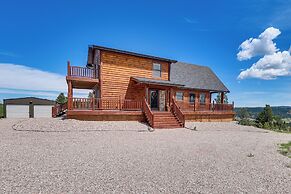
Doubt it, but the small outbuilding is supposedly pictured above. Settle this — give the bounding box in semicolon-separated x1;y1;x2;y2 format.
3;97;55;118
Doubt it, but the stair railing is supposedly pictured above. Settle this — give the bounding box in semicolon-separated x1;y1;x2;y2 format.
143;98;154;128
171;97;185;127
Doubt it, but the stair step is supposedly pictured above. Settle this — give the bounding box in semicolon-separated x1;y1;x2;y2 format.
145;111;184;129
155;125;182;129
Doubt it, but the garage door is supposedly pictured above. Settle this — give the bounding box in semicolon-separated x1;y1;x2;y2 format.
34;105;53;118
6;105;29;118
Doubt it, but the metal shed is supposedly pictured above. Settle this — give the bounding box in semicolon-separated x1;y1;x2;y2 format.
3;97;55;118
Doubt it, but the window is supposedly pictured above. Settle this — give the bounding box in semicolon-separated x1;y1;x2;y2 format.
189;93;195;103
199;93;206;104
176;92;183;101
153;63;161;77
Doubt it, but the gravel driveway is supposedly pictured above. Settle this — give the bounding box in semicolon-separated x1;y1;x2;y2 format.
0;118;290;193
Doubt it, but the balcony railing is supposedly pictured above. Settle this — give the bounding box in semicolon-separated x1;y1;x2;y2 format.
175;101;234;112
67;62;99;79
68;97;143;111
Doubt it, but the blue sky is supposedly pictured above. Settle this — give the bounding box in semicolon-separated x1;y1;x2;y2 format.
0;0;290;107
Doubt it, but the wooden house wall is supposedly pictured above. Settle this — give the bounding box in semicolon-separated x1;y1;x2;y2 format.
100;50;170;99
173;89;211;110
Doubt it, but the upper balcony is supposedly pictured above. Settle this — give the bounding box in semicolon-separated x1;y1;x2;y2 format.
66;62;100;89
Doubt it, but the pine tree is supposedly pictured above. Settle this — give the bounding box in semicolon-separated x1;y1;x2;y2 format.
56;93;67;105
238;108;250;120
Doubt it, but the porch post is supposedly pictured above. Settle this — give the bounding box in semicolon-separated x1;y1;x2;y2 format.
67;61;71;76
221;92;224;104
145;85;148;101
67;81;73;110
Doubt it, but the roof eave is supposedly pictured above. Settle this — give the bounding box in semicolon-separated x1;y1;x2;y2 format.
89;45;177;63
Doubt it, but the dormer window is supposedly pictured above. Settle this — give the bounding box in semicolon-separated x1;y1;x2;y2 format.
153;63;161;78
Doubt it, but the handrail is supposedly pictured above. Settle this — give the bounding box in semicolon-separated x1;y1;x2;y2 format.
52;103;67;117
143;98;154;127
67;62;99;79
175;101;234;112
69;97;142;111
212;103;234;112
171;98;185;127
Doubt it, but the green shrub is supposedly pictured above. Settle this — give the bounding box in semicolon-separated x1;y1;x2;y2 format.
237;104;291;133
238;119;255;126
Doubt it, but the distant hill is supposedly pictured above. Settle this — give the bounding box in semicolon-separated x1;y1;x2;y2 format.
235;106;291;119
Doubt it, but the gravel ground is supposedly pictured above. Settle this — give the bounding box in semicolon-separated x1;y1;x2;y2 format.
0;118;290;193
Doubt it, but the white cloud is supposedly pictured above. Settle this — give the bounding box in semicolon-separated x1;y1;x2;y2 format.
0;88;60;97
237;27;291;80
238;50;291;80
0;64;90;100
183;17;197;24
0;63;66;92
237;27;281;61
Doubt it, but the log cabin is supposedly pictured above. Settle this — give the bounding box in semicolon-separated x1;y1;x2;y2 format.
66;45;235;128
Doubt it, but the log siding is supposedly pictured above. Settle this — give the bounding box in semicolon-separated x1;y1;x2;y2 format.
100;50;170;99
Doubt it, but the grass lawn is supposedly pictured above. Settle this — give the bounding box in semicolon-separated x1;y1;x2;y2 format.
278;142;291;158
0;104;3;118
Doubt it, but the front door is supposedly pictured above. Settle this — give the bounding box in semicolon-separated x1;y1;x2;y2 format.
150;90;159;110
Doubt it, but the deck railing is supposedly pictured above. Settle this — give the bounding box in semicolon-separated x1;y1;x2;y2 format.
213;103;234;112
69;97;143;111
52;103;67;117
175;101;234;112
171;98;185;127
143;98;154;127
67;62;99;79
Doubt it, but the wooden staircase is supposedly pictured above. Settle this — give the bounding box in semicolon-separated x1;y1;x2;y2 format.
143;98;185;129
152;111;183;128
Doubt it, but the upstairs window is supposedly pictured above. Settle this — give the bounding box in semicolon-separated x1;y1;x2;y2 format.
153;63;161;78
199;93;206;104
189;93;195;103
176;92;184;101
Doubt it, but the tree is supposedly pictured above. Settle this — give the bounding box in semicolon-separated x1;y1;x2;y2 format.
215;93;228;104
237;108;250;120
256;105;273;125
88;92;94;98
56;93;67;105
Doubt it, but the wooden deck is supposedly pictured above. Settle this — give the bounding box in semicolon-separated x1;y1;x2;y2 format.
66;97;234;124
67;110;145;121
183;111;235;122
67;109;234;122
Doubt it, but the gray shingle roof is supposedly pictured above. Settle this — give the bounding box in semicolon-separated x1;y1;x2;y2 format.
170;62;229;92
131;77;184;87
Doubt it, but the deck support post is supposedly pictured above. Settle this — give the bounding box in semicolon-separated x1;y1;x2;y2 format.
119;96;122;110
212;100;215;111
92;97;95;110
67;61;71;76
221;92;224;104
67;80;73;110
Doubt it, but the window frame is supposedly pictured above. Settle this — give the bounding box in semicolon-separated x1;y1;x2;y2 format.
176;91;184;101
199;93;206;105
189;93;195;104
152;63;162;78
